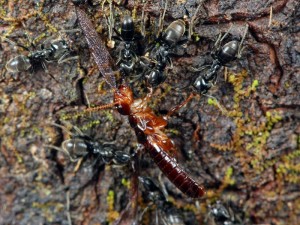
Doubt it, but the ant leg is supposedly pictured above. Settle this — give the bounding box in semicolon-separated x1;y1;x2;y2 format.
237;24;249;58
41;61;61;83
166;93;195;118
57;52;79;64
214;24;233;49
59;28;81;34
44;144;80;162
138;203;154;223
188;0;206;41
72;126;85;137
141;0;148;37
20;21;37;49
166;56;173;69
190;64;210;72
157;0;169;36
41;61;49;73
65;189;72;225
116;49;123;65
48;122;75;136
268;6;273;28
1;36;30;51
158;172;168;200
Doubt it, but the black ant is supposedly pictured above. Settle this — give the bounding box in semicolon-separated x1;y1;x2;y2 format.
206;201;244;225
4;36;77;74
144;19;187;87
166;25;249;117
113;15;144;77
139;176;185;225
192;25;249;94
62;136;131;165
45;123;131;166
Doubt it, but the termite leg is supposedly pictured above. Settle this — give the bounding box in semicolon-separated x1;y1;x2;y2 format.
166;93;195;118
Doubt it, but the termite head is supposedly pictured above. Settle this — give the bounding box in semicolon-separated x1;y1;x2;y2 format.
114;85;134;115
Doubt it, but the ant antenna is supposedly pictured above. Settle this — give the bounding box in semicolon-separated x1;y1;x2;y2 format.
157;0;169;36
237;24;249;58
44;144;80;162
214;24;233;49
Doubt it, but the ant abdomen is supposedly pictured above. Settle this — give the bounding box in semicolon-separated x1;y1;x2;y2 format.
6;55;31;73
216;40;239;65
62;138;90;159
120;15;135;42
163;19;186;47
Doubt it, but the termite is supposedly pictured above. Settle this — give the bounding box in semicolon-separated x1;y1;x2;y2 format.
75;6;205;198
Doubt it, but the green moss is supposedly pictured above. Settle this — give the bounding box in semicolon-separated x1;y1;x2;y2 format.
209;70;297;186
121;178;130;189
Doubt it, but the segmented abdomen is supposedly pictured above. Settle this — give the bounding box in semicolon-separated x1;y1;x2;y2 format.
146;141;205;198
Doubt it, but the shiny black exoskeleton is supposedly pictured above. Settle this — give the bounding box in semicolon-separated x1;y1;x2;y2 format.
72;0;92;6
207;201;244;225
139;176;166;203
146;53;168;86
6;39;71;73
139;177;185;225
146;19;186;86
209;201;231;224
113;15;143;76
62;136;131;165
192;41;240;94
193;26;248;94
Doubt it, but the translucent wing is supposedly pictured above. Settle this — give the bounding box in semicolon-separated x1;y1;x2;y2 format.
76;7;116;89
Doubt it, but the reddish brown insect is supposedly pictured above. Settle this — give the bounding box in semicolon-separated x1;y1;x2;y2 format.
75;7;205;198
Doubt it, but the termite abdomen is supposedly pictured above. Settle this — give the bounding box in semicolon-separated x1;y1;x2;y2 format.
146;142;205;198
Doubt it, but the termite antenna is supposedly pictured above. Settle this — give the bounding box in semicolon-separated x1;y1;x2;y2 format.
85;101;119;112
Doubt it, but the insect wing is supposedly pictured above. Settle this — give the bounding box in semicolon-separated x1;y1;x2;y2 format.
76;7;116;89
